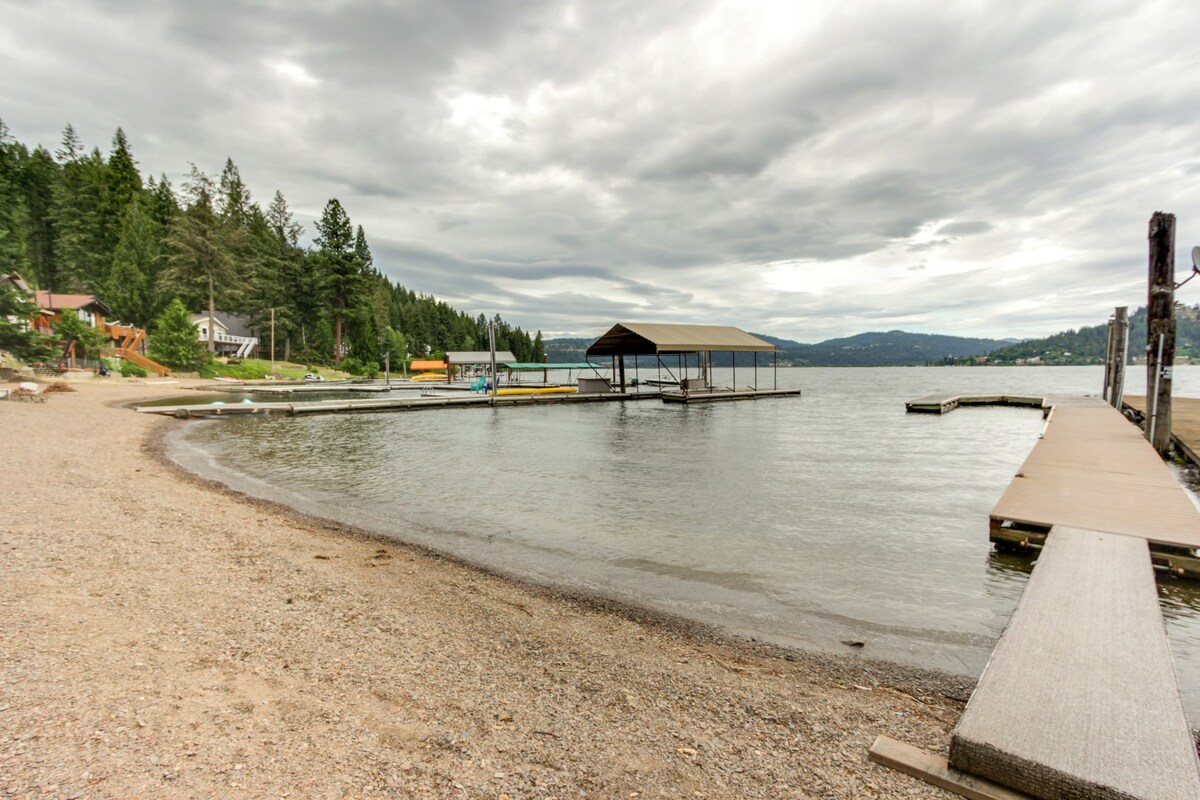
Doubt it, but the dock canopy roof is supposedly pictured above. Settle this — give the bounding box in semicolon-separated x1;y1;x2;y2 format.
446;350;516;365
409;359;446;371
586;322;775;356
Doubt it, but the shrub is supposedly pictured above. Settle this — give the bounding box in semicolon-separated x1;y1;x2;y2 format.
119;359;148;378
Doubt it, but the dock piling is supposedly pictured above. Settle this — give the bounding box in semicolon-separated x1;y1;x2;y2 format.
1147;212;1176;453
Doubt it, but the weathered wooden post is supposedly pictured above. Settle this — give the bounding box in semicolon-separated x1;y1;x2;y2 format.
488;321;498;406
1102;316;1115;402
1147;213;1176;454
1110;306;1128;409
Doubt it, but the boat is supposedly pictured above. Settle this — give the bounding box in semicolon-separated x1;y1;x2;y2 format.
303;373;325;382
411;372;447;382
213;376;244;384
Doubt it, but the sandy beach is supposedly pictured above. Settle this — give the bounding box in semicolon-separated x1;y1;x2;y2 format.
1;378;963;799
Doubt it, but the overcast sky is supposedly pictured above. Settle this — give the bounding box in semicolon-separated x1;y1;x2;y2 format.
4;0;1200;342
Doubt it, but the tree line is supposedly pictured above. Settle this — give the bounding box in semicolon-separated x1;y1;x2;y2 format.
0;120;545;372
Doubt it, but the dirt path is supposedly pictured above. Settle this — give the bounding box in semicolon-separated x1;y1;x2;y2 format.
1;379;959;799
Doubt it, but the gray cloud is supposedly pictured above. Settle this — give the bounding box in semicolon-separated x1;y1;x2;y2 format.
2;0;1199;342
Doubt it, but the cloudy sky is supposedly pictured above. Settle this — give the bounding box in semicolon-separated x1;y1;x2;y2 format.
3;0;1200;341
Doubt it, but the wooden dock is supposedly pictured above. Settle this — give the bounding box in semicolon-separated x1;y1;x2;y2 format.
660;387;801;404
949;525;1199;800
905;394;1047;414
136;389;665;418
878;393;1200;799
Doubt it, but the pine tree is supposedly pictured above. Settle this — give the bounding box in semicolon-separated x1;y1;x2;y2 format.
148;297;206;369
51;126;107;292
217;158;253;227
100;128;143;275
20;146;58;288
161;166;235;352
313;198;360;366
106;198;162;328
244;191;304;361
0;119;30;274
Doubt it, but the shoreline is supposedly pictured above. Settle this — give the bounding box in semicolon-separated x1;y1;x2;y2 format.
151;411;976;706
3;379;963;798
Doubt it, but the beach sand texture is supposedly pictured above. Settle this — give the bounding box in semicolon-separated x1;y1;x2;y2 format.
1;379;960;798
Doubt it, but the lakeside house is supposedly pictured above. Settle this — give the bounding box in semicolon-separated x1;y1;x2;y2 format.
191;312;259;358
1;273;168;375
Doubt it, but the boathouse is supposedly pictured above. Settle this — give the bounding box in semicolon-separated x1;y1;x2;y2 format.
585;322;797;402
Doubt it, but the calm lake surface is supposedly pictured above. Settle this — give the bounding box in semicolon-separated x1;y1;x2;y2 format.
166;366;1200;722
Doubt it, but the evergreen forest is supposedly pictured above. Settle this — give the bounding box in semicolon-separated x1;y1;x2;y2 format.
0;120;545;373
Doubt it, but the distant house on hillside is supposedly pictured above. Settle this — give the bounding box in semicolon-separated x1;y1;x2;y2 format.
191;312;259;358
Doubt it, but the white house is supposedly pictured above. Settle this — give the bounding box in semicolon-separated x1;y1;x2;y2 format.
191;313;258;358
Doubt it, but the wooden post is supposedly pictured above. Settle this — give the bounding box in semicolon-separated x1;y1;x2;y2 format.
618;355;626;393
1110;306;1128;409
488;322;498;406
1102;317;1115;402
270;307;276;377
1147;212;1176;454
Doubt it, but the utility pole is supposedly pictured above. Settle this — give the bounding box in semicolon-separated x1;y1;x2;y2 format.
1147;212;1176;454
270;307;276;377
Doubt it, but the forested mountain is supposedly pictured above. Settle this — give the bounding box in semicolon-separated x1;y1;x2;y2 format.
0;120;544;371
546;330;1011;366
985;305;1200;365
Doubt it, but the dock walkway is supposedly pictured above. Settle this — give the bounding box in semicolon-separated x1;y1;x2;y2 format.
136;390;665;418
879;394;1200;799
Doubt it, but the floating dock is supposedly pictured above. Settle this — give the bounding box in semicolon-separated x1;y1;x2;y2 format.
661;387;801;404
136;389;664;418
875;393;1200;799
905;394;1047;414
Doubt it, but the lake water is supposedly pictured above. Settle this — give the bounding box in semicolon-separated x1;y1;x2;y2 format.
165;366;1200;723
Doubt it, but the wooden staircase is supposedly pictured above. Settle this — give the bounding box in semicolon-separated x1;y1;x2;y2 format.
106;323;171;377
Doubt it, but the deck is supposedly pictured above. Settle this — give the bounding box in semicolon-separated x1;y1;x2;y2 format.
877;393;1200;799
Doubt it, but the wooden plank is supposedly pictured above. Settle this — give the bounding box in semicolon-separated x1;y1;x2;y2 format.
869;736;1033;800
950;527;1200;800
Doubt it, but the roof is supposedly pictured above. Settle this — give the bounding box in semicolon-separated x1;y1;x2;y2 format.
190;313;229;332
586;322;775;356
34;290;112;316
409;359;446;371
446;350;517;364
505;362;601;370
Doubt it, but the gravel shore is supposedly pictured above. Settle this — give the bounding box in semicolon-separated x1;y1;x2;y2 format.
2;379;962;799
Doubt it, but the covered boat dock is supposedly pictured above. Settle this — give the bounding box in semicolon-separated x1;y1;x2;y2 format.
585;322;799;403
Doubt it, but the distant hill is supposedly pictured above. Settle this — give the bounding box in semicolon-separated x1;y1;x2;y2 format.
757;330;1009;366
545;330;1012;367
985;304;1200;365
